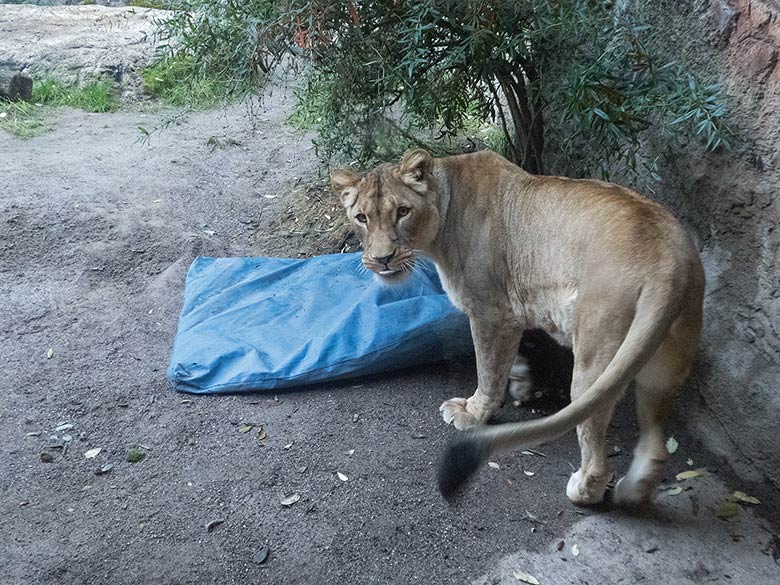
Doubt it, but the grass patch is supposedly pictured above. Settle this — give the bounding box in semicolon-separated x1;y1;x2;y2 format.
127;0;172;8
0;78;119;138
0;100;50;139
32;79;119;113
142;55;249;109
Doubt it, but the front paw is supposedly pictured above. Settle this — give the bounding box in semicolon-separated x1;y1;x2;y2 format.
439;397;486;431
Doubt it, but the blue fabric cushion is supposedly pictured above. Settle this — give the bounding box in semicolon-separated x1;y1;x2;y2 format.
168;253;473;393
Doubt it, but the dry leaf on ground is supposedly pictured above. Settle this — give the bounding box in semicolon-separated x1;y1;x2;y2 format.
513;568;540;584
666;436;679;454
675;468;705;481
83;448;101;459
206;519;225;532
280;493;300;507
337;472;348;482
732;491;760;505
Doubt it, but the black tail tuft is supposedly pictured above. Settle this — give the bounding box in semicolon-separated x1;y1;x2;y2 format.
437;433;486;501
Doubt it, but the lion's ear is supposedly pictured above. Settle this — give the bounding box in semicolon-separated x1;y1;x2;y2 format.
399;149;432;188
331;169;360;208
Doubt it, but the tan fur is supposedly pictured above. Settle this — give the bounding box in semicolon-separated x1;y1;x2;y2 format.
332;150;704;506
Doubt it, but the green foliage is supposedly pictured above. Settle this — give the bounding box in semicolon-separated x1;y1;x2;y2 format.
142;55;233;108
33;79;119;113
158;0;730;181
550;19;731;180
152;0;275;95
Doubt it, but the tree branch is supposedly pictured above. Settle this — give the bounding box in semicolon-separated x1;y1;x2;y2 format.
486;78;520;163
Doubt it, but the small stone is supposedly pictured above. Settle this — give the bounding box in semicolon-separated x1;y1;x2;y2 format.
40;452;55;463
253;545;269;564
95;463;114;475
46;435;65;449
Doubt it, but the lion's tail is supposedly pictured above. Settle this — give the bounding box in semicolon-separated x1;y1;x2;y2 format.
438;281;685;499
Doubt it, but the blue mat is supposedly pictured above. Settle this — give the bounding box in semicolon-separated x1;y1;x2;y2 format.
167;253;473;393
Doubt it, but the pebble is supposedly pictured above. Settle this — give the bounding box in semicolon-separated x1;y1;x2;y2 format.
253;545;269;564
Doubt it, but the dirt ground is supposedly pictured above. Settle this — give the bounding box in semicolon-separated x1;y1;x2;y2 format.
2;94;778;585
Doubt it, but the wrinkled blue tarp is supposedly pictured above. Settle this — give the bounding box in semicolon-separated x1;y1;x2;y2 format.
167;253;473;393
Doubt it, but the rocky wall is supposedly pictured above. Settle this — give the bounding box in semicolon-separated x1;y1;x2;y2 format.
632;0;780;489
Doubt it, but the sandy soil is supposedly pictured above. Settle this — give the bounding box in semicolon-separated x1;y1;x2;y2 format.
2;95;778;585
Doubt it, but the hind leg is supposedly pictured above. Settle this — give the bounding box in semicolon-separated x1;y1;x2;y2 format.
612;381;674;507
613;294;701;507
613;340;695;506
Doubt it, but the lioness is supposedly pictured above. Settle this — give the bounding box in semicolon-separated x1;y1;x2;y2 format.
331;149;704;507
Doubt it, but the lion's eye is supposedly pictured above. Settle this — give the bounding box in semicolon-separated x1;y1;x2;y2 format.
397;206;410;219
355;213;368;223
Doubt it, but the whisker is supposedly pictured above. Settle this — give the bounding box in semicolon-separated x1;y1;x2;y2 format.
356;260;371;276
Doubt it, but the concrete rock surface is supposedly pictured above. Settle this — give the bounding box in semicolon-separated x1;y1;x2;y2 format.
622;0;780;497
0;4;167;96
478;473;778;584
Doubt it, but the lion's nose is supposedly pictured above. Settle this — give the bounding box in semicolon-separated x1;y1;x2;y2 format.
372;252;395;265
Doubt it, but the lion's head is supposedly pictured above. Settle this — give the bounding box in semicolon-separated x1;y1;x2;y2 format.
331;150;441;282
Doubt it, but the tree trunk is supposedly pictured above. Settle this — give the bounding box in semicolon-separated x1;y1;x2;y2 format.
496;71;544;174
0;68;33;101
